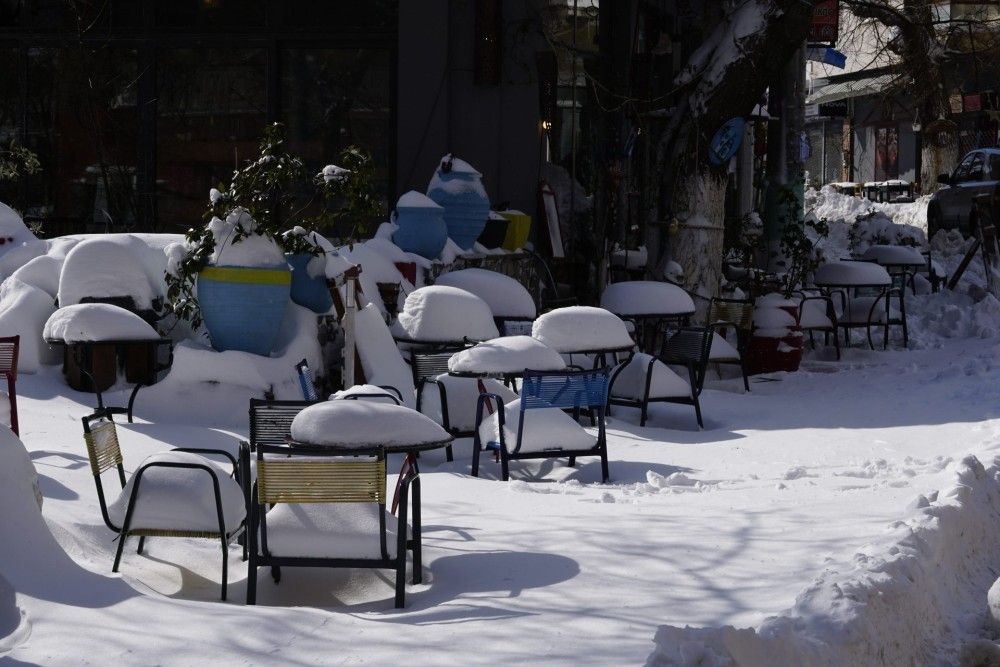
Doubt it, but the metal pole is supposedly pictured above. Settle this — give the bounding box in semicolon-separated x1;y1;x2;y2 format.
342;266;360;389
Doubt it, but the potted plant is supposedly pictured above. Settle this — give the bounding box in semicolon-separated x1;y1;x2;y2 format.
165;123;380;355
743;189;829;375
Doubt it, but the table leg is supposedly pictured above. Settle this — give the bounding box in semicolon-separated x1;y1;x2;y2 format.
408;452;422;585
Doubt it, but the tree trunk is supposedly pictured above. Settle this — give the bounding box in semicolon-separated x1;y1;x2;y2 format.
921;141;958;194
671;168;727;306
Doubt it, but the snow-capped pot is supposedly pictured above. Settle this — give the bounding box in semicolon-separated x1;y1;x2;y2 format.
426;154;490;250
745;293;803;375
391;190;448;259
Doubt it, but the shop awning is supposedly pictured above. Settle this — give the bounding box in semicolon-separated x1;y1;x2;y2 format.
806;73;899;105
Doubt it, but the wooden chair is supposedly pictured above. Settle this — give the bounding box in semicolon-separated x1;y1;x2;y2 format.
82;409;247;600
247;443;417;608
0;336;19;435
473;367;611;482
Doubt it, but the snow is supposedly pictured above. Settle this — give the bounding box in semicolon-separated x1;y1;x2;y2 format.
478;397;597;453
396;190;442;209
427;155;487;198
106;450;246;533
814;261;892;287
610;245;647;269
354;303;416;409
206;210;285;268
860;244;926;266
0;278;57;372
532;306;634;353
319;164;351;183
600;281;695;316
11;189;1000;664
434;268;536;319
43;303;159;343
10;255;62;298
331;384;402;404
447;336;566;375
58;237;157;310
289;400;450;447
393;285;499;343
420;375;519;431
337;239;414;314
263;503;400;559
609;353;691;400
0;202;35;250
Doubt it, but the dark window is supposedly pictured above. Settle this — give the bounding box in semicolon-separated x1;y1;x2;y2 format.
990;155;1000;180
24;47;139;233
968;153;985;181
953;153;976;182
3;0;140;29
156;0;264;28
157;49;267;230
874;126;898;181
276;1;396;29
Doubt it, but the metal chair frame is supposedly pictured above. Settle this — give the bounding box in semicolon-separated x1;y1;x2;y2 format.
472;367;611;482
82;408;246;600
409;345;470;463
246;443;417;608
795;291;841;360
0;335;18;435
704;297;752;392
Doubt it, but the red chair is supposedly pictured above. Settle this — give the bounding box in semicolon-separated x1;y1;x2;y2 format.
0;336;18;435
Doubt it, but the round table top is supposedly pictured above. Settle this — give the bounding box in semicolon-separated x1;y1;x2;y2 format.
447;335;566;378
600;281;696;317
860;245;926;267
285;437;453;454
814;261;892;287
288;400;453;450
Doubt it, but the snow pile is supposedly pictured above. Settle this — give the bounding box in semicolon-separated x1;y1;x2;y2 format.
908;291;1000;344
420;375;518;431
353;303;415;408
393;285;499;343
814;261;891;286
478;397;596;453
43;303;159;343
448;335;566;375
10;255;62;298
0;240;46;280
289;400;449;447
337;239;414;314
610;245;648;269
609;353;690;400
435;268;536;319
0;202;45;278
860;244;925;266
58;237;157;310
752;294;799;339
0;278;57;372
646;456;1000;666
426;155;487;198
601;281;695;316
533;306;633;353
206;209;285;268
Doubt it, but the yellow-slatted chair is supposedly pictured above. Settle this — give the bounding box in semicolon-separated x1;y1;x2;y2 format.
82;409;247;600
247;443;416;608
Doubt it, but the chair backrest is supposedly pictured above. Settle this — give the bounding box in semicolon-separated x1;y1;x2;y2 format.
707;298;753;331
256;444;387;505
660;327;711;365
0;335;18;376
248;399;318;450
82;409;126;531
295;358;318;400
520;367;610;412
409;347;463;384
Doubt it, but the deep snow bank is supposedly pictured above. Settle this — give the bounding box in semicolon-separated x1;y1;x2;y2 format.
646;456;1000;666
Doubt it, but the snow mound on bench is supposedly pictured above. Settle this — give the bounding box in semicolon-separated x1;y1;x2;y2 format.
58;237;156;310
646;456;1000;666
43;304;159;343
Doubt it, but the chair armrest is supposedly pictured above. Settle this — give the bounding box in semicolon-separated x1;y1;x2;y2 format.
474;392;506;431
798;294;837;327
171;447;239;475
376;384;405;403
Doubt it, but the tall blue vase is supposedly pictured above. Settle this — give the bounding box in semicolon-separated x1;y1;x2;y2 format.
391;190;448;259
286;253;334;313
197;265;290;355
426;155;490;250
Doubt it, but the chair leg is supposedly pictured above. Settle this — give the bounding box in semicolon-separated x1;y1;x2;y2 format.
410;474;422;585
445;443;454;463
136;536;146;555
693;398;704;429
394;557;406;609
220;537;228;602
246;503;258;605
568;455;576;467
740;360;750;393
271;565;281;584
113;533;128;573
601;446;609;483
471;437;481;477
500;449;510;481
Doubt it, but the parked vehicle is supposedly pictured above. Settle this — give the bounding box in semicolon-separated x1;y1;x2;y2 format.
928;148;1000;239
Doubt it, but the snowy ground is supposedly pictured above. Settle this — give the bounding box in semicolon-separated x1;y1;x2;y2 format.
6;191;1000;664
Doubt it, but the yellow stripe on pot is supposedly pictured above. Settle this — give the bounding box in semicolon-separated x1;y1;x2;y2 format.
200;266;292;286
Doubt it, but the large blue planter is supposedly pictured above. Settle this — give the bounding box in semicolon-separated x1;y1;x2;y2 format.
392;190;448;259
286;253;333;313
197;265;291;355
427;155;490;250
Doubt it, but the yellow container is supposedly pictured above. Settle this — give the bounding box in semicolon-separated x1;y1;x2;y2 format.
500;210;531;251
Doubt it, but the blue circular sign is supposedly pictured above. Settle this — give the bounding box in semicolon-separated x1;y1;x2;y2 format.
708;117;746;166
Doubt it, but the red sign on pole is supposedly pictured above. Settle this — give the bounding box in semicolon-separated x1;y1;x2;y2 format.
809;0;840;44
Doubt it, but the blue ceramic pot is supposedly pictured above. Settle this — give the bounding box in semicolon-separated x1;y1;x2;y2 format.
286;253;333;313
391;191;448;259
426;155;490;250
197;265;290;355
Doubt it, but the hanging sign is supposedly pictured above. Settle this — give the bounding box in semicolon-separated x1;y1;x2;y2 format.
708;117;745;165
808;0;840;44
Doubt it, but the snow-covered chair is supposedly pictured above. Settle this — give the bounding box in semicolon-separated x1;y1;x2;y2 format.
247;443;415;608
656;327;713;428
295;358;319;401
704;297;752;392
82;409;247;600
474;367;611;482
795;292;840;359
607;353;697;427
0;336;19;435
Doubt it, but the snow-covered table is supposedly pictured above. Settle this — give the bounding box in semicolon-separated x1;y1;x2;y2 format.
287;400;454;584
531;306;635;368
447;335;566;380
391;285;499;347
43;303;171;422
600;281;695;352
813;261;904;350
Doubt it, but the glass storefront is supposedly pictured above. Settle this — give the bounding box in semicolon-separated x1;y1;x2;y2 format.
0;0;397;235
